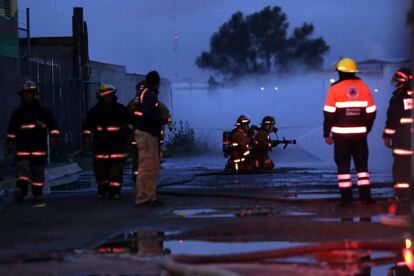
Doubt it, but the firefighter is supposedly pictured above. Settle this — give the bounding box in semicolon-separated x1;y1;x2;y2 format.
323;58;377;204
383;67;413;200
225;115;252;173
128;81;146;182
134;71;169;206
248;125;259;141
6;81;59;207
83;83;132;200
250;116;279;171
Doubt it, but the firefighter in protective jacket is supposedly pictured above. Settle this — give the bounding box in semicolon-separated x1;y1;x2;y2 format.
251;116;278;170
323;58;377;203
383;67;413;199
83;83;132;199
225;115;252;173
6;81;59;206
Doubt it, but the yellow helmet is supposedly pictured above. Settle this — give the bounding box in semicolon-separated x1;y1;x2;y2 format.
336;58;359;73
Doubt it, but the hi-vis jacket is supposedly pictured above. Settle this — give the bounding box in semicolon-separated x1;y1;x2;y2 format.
383;86;413;155
83;101;132;160
6;101;59;164
133;86;164;138
323;78;376;137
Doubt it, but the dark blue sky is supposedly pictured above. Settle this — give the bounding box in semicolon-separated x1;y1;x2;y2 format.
20;0;412;82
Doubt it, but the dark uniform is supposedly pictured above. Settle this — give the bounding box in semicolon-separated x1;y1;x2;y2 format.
128;81;146;181
383;68;413;199
6;81;59;204
225;115;252;173
84;84;132;199
323;58;376;203
251;117;278;171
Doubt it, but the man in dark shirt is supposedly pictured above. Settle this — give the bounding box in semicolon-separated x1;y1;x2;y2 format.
134;71;167;206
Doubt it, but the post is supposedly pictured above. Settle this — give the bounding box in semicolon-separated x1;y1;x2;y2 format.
26;8;31;78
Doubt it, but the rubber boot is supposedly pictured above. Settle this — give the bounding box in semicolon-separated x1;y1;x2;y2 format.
340;187;353;204
395;188;410;201
97;183;108;199
358;185;373;204
15;180;29;203
32;195;45;208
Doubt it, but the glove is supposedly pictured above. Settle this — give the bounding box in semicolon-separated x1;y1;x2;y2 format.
383;138;392;148
271;141;279;148
325;136;333;145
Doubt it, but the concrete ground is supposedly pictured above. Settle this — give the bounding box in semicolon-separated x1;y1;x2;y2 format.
0;155;410;275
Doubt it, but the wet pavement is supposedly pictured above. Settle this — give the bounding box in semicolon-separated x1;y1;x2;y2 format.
0;154;409;275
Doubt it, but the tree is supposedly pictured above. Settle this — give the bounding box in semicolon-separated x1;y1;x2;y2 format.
196;6;330;80
196;12;253;79
287;23;330;70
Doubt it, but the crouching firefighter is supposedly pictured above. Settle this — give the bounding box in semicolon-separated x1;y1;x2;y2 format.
251;116;296;171
83;84;132;200
323;58;377;204
6;81;59;206
383;67;413;200
224;115;252;173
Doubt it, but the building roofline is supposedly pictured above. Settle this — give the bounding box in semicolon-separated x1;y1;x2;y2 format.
19;37;73;47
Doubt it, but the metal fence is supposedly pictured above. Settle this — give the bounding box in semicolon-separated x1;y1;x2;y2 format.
21;58;83;159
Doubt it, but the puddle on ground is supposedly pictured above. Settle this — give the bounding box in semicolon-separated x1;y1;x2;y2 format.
165;240;306;255
173;208;315;218
94;230;406;274
313;215;381;223
286;211;316;216
174;209;235;218
284;193;339;199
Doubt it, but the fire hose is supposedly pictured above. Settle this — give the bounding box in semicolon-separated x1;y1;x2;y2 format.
170;240;401;264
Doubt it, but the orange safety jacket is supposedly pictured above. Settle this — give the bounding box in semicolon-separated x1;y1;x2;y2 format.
323;78;376;137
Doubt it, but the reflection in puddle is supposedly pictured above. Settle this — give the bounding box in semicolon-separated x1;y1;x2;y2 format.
97;231;166;256
96;230;305;256
290;193;339;199
174;209;235;218
165;241;306;255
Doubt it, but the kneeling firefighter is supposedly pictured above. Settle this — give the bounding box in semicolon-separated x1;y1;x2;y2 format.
223;115;252;172
250;116;296;170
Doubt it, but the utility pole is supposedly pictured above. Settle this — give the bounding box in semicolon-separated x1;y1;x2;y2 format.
26;8;31;77
173;0;178;81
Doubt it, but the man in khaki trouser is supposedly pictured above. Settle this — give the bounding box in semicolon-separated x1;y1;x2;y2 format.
135;130;160;204
133;71;167;206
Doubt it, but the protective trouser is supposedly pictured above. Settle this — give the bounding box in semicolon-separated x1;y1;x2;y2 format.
93;158;125;197
334;135;371;203
16;159;45;197
135;130;160;204
392;153;412;199
130;140;139;182
252;153;274;171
